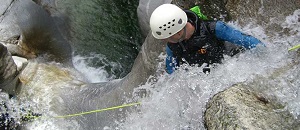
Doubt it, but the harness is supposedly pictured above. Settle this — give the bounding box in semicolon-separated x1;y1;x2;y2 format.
167;10;225;73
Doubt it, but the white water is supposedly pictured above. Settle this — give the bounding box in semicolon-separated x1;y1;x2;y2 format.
27;9;298;130
22;55;117;130
2;9;299;130
120;9;300;129
72;54;120;83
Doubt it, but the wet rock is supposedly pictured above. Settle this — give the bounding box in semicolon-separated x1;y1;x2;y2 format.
32;0;71;40
225;0;300;34
1;35;37;59
59;32;165;129
0;0;13;17
0;0;72;65
137;0;172;37
0;44;20;96
205;84;300;130
172;0;230;21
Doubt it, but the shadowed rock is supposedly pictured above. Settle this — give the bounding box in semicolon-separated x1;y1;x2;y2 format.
15;32;164;129
0;44;20;96
1;0;299;129
0;1;73;128
59;32;165;129
137;0;172;37
0;0;72;66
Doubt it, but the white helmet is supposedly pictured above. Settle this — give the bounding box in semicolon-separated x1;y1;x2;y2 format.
150;4;187;39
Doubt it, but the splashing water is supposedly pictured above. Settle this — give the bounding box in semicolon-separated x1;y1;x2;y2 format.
0;92;38;129
3;7;299;130
120;9;300;130
73;54;122;83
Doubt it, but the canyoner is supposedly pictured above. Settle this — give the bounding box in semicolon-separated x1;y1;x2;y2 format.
150;4;264;74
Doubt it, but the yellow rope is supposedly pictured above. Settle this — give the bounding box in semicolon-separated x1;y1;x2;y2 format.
288;44;300;51
26;102;140;119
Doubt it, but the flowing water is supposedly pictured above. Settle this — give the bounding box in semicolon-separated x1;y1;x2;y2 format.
1;0;300;130
119;10;300;129
56;0;143;79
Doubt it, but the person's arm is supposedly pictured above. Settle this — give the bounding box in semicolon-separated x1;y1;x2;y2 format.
165;46;177;74
215;21;263;49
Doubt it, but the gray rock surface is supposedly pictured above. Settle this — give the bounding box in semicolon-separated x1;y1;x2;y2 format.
0;0;72;65
205;84;300;130
0;0;13;17
0;0;298;129
225;0;300;33
0;44;20;95
137;0;172;37
60;32;165;129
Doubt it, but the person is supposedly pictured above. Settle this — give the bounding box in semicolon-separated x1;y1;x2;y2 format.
149;4;264;74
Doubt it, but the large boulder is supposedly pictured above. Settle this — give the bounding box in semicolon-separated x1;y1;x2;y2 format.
205;84;300;130
59;32;165;129
9;31;164;129
0;0;13;17
0;0;166;128
0;44;20;96
0;0;72;65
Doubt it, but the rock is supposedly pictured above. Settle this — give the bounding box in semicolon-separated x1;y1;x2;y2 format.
12;56;28;72
0;0;72;65
0;0;13;17
59;32;165;129
1;35;37;59
205;84;300;130
32;0;71;40
172;0;230;21
225;0;300;34
0;44;20;96
1;1;166;128
137;0;172;37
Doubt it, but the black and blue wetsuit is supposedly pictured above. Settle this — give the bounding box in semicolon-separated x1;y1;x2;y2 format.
165;10;263;74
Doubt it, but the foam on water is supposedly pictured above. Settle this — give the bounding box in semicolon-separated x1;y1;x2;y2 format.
19;54;119;129
120;9;300;130
72;54;120;83
4;7;299;130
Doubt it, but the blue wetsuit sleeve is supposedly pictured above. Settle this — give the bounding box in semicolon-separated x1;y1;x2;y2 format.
215;21;262;49
165;46;177;74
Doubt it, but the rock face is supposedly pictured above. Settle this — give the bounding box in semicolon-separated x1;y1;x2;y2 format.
225;0;300;34
0;0;13;16
0;0;165;128
60;32;165;129
137;0;172;37
0;44;20;96
0;0;72;65
205;84;300;130
0;0;297;129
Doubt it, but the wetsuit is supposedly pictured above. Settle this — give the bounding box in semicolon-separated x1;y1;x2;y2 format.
166;10;262;74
